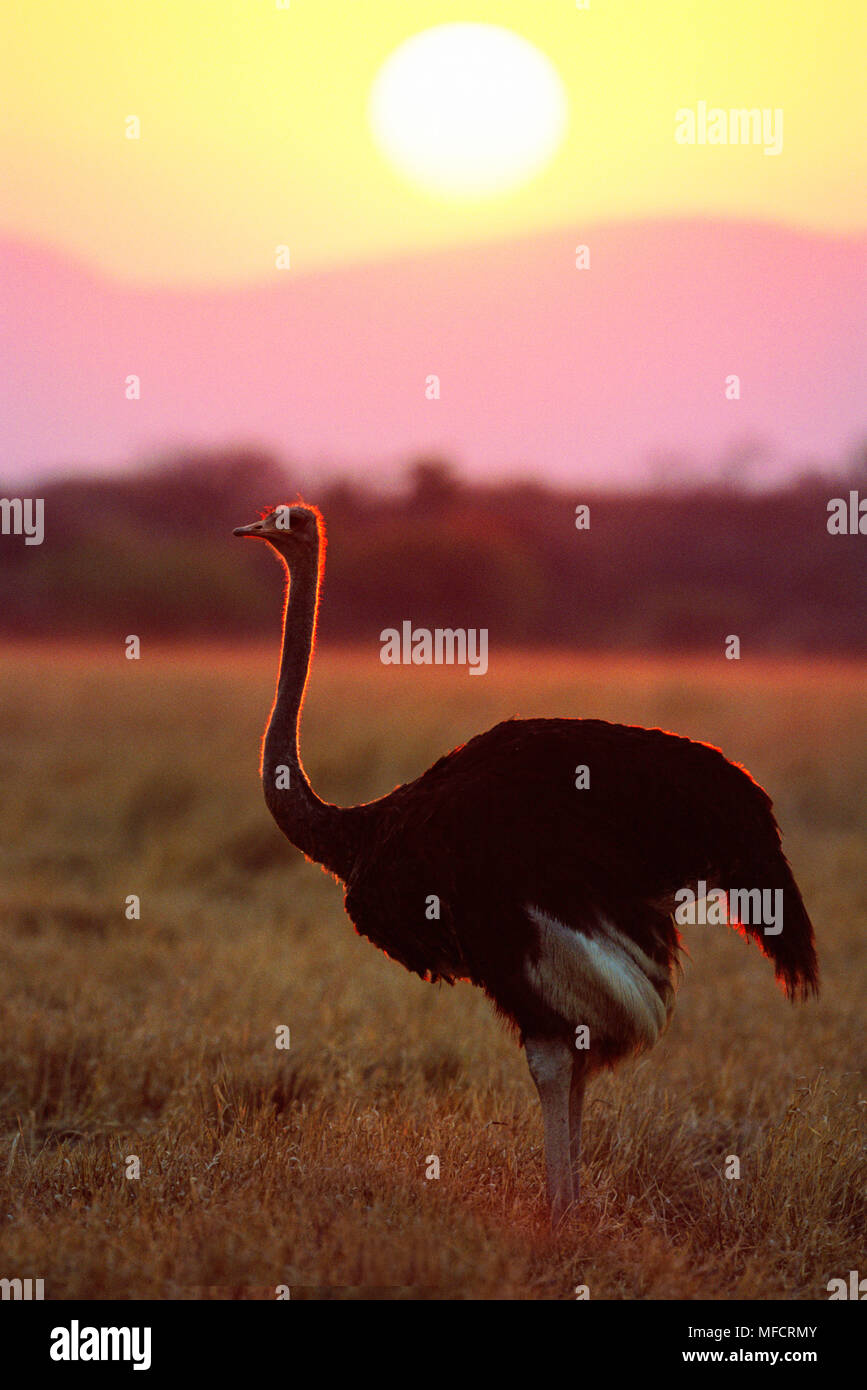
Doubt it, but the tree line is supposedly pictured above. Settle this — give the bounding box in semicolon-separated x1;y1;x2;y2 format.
1;450;864;654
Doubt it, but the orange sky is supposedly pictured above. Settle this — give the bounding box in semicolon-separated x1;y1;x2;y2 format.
1;0;864;286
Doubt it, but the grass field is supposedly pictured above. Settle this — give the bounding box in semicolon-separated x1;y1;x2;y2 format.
0;644;863;1300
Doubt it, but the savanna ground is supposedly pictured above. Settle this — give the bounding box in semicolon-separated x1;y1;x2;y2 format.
0;644;863;1300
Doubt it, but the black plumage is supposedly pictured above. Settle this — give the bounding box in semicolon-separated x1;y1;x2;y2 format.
344;716;817;1042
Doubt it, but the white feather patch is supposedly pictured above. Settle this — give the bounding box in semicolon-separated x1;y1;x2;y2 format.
525;905;675;1051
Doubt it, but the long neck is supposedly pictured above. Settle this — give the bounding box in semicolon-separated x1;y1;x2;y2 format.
261;540;356;879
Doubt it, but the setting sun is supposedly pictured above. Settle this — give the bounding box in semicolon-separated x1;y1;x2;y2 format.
368;23;568;198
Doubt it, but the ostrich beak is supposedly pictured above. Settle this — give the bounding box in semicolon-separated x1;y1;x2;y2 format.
233;521;266;538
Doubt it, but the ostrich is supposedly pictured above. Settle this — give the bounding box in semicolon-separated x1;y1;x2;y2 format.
234;503;818;1224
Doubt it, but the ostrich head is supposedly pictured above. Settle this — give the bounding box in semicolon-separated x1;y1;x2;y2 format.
233;504;321;564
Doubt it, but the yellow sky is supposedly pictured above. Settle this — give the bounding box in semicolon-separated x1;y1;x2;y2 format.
1;0;864;285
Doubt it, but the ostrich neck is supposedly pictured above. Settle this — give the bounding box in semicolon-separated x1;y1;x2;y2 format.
262;546;356;879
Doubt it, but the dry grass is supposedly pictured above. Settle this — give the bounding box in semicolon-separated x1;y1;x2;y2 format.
0;644;863;1299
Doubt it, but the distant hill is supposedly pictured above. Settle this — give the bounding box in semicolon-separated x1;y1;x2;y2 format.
1;220;865;484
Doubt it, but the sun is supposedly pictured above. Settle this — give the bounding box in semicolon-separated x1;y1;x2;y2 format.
369;23;568;199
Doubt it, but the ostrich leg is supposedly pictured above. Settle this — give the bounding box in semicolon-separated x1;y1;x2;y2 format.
525;1036;574;1226
569;1050;587;1200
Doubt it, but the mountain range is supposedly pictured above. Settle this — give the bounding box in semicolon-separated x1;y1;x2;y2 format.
1;220;864;485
